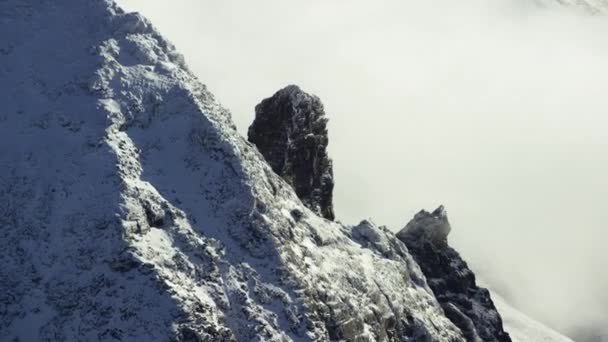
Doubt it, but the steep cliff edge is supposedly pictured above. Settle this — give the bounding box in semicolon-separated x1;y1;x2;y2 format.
396;207;511;342
1;0;570;340
0;1;463;341
248;83;513;341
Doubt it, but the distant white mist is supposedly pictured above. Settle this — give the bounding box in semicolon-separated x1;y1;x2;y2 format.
118;0;608;339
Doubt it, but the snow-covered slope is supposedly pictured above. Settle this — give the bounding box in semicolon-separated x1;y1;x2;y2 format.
0;1;466;341
0;1;581;341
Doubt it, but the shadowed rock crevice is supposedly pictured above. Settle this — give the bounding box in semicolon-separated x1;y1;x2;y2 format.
397;206;512;342
248;85;335;221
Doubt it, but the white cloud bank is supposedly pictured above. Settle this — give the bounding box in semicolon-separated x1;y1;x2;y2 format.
118;0;608;339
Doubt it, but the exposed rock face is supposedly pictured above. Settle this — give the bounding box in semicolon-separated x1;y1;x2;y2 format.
248;85;335;221
0;1;468;340
397;206;512;342
6;0;570;340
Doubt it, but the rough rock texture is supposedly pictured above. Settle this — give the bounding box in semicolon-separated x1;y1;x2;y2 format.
0;1;466;341
2;0;574;341
248;85;335;221
396;206;511;342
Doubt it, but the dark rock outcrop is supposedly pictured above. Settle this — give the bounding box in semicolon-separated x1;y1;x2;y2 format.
248;85;335;220
397;206;511;342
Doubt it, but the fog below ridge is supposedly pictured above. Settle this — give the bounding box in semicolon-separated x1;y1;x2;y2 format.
118;0;608;340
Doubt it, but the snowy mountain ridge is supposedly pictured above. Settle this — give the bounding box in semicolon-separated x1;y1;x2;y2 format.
0;1;462;340
0;0;576;341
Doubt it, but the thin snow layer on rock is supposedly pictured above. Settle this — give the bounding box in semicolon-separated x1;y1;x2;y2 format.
0;1;464;341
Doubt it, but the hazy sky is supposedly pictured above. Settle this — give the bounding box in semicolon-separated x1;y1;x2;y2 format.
118;0;608;338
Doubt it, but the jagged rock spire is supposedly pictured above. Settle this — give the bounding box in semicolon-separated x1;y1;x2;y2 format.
397;206;512;342
248;85;335;220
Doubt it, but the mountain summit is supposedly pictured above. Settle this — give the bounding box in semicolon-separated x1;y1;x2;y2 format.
0;0;576;341
0;1;462;340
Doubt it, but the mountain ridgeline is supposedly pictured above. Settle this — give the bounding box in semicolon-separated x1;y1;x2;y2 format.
0;0;565;341
248;85;511;342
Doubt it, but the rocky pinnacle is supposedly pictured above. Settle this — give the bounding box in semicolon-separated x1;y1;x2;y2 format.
248;85;335;220
397;206;512;342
